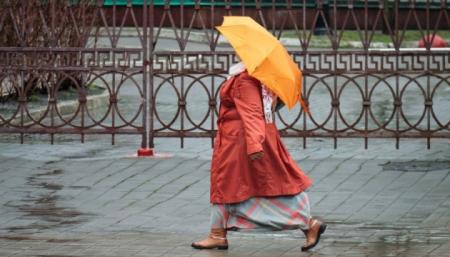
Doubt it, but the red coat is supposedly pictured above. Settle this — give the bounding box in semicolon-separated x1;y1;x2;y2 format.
210;72;312;204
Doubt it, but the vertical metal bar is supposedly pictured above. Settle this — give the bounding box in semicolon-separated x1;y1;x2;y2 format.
364;0;368;49
141;0;149;149
395;0;400;149
50;85;55;145
81;101;85;143
149;0;155;149
211;0;219;143
111;0;117;145
20;70;25;144
426;0;431;149
180;0;184;48
51;0;56;47
113;0;117;48
211;75;215;148
426;0;430;49
110;0;119;145
302;0;307;149
332;0;338;149
364;0;369;149
302;73;307;149
181;77;185;149
211;0;215;34
180;0;185;148
50;0;55;145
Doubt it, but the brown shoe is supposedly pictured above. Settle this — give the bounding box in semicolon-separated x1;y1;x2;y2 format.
301;218;327;252
191;228;228;250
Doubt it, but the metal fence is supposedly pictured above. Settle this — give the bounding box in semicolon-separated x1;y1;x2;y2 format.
0;0;449;151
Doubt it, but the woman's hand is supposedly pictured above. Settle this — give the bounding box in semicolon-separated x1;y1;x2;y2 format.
249;151;264;161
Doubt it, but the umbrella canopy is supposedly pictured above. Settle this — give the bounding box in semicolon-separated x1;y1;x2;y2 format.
216;16;307;111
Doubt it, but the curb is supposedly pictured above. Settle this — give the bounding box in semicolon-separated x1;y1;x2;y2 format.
8;90;109;126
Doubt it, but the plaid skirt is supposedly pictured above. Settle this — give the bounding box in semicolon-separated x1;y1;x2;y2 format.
210;192;311;231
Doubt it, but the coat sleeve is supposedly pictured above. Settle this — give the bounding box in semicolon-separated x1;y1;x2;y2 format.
233;74;266;155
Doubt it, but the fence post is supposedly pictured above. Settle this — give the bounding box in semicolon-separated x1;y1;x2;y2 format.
137;0;154;156
148;0;155;153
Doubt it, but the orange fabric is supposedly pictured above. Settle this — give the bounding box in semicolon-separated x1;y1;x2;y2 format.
210;72;312;204
216;16;307;111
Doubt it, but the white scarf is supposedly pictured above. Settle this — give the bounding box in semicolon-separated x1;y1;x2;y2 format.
228;62;246;79
228;62;274;123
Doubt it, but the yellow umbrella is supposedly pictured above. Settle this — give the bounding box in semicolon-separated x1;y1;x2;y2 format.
216;16;308;112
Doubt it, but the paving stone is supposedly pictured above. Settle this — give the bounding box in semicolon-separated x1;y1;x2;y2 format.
1;139;450;256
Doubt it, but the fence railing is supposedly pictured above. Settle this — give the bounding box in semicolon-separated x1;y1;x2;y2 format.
0;0;449;150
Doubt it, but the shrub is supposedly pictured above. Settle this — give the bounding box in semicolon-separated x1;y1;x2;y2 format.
0;0;96;103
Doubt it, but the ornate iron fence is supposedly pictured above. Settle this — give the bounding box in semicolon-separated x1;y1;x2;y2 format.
0;0;449;151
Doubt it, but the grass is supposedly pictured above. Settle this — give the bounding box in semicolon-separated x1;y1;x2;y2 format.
282;30;450;43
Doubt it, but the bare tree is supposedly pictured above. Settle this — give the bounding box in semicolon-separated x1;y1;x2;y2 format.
0;0;96;102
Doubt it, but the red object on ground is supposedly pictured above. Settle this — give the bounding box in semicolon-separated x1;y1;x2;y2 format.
137;147;154;156
418;35;448;48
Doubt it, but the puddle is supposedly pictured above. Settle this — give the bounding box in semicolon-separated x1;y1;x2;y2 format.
36;169;64;176
67;185;91;189
382;161;450;172
36;255;79;257
39;182;64;191
46;238;81;243
0;235;34;241
0;235;80;243
5;167;93;232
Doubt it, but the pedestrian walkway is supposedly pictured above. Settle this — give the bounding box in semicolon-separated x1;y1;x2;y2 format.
0;137;449;256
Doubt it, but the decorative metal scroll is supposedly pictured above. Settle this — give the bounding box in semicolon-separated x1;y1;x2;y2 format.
0;0;449;149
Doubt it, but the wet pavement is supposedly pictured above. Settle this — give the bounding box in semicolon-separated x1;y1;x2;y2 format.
0;137;449;257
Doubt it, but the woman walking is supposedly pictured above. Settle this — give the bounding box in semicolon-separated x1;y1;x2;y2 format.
191;17;326;252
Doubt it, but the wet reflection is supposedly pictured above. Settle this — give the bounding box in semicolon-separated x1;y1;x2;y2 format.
4;168;92;232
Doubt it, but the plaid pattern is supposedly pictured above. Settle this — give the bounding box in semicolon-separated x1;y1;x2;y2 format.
211;192;311;231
